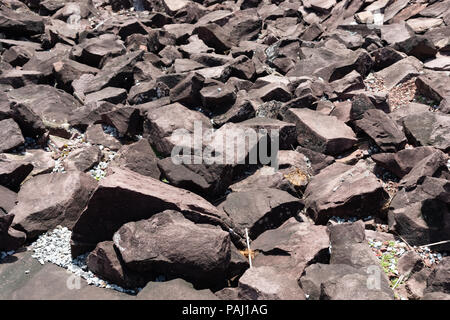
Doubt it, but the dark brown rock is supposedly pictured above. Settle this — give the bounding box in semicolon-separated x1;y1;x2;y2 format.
388;177;450;250
70;167;235;257
0;118;24;153
371;146;438;178
114;210;231;287
238;266;306;300
304;161;388;224
219;188;303;240
87;241;146;289
284;108;357;156
137;278;218;300
10;172;97;239
355;109;407;152
111;139;160;179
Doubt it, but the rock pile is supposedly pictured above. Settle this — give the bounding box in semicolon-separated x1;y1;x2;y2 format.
0;0;449;300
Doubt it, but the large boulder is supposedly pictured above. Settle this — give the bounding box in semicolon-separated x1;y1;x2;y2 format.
86;241;146;289
10;172;97;239
402;111;450;152
6;84;82;137
388;177;450;250
304;161;389;224
238;266;306;300
218;188;303;240
252;217;330;277
0;118;24;153
70;167;235;257
284;108;357;156
355;109;407;152
113;210;231;287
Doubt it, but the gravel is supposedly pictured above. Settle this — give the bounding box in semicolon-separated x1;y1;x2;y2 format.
29;226;140;295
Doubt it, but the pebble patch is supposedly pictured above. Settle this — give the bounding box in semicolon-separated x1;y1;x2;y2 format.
29;226;139;295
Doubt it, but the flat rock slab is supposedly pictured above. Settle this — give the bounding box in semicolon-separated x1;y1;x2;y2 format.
11;172;97;239
0;251;131;300
238;266;306;300
402;111;450;152
136;278;218;300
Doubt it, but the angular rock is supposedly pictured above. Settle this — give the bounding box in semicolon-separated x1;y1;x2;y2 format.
355;109;407;152
374;56;422;90
70;34;126;69
304;161;388;224
83;50;144;94
398;149;448;190
10;172;97;239
84;87;127;105
219;188;303;240
238;266;306;300
0;5;44;35
371;146;438;178
252;218;329;277
101;106;143;138
199;83;236;113
415;73;450;103
157;157;232;200
0;157;33;192
85;124;122;151
169;72;205;108
63;145;101;173
114;210;230;287
71;167;234;257
425;257;450;294
111;139;160;179
388;177;450;250
284;108;357;156
300;264;366;300
402;112;450;152
7;84;81;137
128;80;170;105
137;278;218;300
0;118;24;153
87;241;146;289
144;102;212;157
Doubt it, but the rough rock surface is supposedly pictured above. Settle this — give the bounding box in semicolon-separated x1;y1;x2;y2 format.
0;0;449;301
113;210;231;287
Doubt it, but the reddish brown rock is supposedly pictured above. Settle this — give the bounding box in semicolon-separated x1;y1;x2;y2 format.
71;167;235;257
304;161;388;224
0;118;24;153
219;188;303;240
114;210;231;287
10;172;97;239
238;266;306;300
87;241;146;289
355;109;407;152
284;108;357;156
